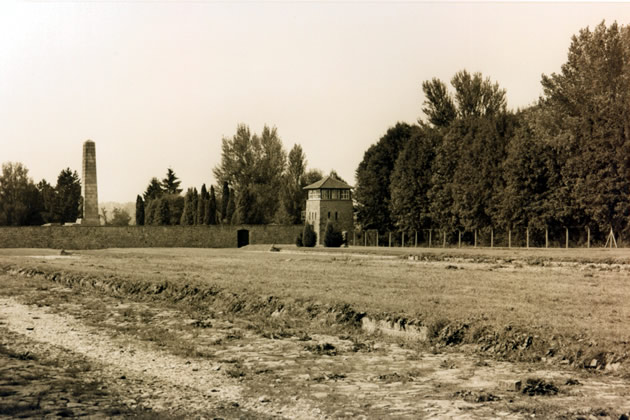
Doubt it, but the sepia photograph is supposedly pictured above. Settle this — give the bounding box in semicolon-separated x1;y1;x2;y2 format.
1;0;630;418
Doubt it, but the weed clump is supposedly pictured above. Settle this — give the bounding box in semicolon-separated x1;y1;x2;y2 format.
521;378;558;396
304;343;337;356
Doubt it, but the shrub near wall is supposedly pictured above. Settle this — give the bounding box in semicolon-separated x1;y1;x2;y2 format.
0;225;303;250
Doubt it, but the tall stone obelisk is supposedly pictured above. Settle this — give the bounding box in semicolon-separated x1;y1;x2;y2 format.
81;140;99;226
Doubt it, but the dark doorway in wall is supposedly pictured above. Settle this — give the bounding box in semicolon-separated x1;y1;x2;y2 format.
237;229;249;248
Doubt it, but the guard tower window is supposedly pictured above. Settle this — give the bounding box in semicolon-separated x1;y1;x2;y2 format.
328;211;331;219
340;190;350;200
331;190;339;199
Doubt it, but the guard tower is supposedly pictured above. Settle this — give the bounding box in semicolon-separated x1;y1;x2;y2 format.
304;176;353;245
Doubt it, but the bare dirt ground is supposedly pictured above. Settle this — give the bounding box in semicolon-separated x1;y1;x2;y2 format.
1;247;629;419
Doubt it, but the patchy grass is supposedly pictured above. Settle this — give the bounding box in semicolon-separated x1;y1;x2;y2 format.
1;247;629;370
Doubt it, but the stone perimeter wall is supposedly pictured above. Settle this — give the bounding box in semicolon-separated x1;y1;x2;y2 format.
0;225;302;250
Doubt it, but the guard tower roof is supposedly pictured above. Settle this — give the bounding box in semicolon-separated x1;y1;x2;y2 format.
304;175;353;190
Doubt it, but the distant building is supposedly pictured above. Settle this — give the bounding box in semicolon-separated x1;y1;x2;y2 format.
304;176;354;245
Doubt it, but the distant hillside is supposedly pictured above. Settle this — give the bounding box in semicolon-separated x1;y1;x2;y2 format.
99;202;136;225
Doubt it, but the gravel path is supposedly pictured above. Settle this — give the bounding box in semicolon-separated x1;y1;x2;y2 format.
0;297;319;419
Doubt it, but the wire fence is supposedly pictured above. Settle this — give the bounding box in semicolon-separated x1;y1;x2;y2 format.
350;226;624;249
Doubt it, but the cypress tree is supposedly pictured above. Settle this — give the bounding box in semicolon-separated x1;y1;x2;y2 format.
191;188;199;225
135;195;145;226
323;220;343;247
302;223;317;247
197;184;207;225
205;185;217;225
180;189;194;225
158;198;170;226
225;188;236;224
221;181;229;223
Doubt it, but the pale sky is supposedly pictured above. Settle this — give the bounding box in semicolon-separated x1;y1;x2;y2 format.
2;1;630;203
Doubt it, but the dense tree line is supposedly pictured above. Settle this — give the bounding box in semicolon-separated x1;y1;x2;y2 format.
355;21;630;240
0;162;82;226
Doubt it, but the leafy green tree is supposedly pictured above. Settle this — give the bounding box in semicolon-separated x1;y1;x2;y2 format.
213;124;287;224
135;195;145;226
281;144;307;224
355;123;419;231
303;169;324;187
109;207;132;226
231;186;261;225
451;70;507;118
54;168;82;224
495;107;561;230
540;21;630;234
0;162;41;226
389;128;440;231
143;177;163;201
422;78;457;128
37;179;56;224
422;71;513;231
161;168;182;195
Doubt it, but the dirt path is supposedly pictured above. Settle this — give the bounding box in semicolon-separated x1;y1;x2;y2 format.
1;268;629;418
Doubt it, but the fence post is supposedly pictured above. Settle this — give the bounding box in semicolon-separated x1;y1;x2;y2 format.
458;231;461;248
474;230;477;248
526;228;529;249
389;232;392;247
364;231;367;247
376;231;379;247
353;231;356;246
508;229;511;248
545;227;548;249
402;232;405;247
587;227;590;249
443;231;446;248
491;229;494;248
565;227;569;249
415;231;417;247
429;230;432;248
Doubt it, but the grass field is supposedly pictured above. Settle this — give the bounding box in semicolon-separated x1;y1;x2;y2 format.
1;245;630;418
1;245;629;370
